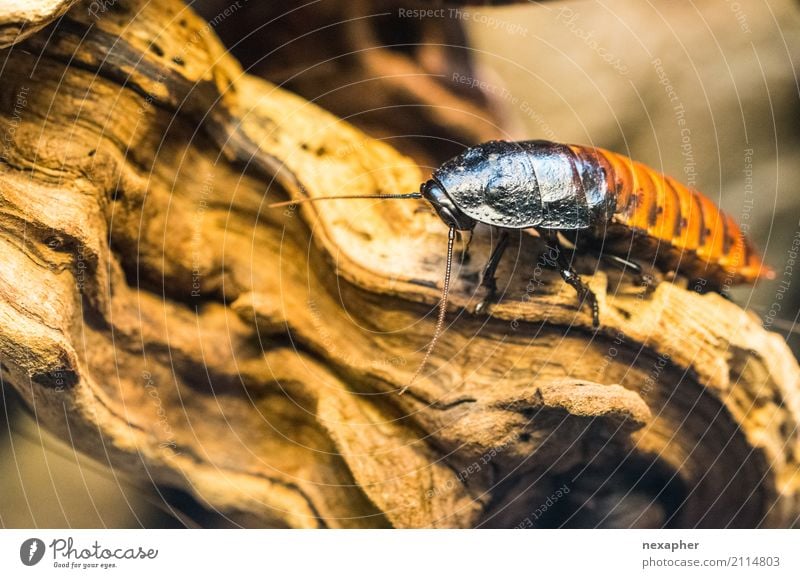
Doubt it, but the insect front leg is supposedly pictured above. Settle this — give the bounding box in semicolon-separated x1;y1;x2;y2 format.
541;230;600;328
456;230;474;263
475;228;510;315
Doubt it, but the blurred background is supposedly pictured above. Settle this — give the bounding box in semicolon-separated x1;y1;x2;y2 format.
2;0;798;527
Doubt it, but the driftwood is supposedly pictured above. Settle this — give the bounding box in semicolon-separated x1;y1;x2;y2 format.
0;0;798;528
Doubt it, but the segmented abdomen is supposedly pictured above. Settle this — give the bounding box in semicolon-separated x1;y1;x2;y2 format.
569;145;771;285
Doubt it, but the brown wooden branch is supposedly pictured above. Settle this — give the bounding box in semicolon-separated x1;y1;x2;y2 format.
0;0;798;528
0;0;80;48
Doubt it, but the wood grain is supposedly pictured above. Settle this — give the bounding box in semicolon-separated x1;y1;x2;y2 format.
0;0;797;527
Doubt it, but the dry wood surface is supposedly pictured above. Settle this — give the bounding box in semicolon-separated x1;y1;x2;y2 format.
0;0;798;528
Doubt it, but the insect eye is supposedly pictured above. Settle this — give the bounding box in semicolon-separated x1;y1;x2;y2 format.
436;207;460;228
421;179;475;231
422;181;456;224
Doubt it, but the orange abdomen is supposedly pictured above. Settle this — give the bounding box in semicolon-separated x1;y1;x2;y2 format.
574;145;772;285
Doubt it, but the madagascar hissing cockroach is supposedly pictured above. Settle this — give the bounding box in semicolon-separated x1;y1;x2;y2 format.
270;139;773;391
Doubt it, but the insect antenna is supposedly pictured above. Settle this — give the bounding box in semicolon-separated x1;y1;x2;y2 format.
268;193;422;208
400;225;457;394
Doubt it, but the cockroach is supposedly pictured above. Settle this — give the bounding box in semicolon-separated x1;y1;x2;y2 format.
270;140;773;391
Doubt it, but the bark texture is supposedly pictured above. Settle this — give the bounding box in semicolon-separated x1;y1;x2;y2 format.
0;0;798;528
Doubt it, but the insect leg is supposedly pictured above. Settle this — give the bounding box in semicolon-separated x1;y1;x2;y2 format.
598;252;654;289
456;230;474;263
475;229;510;315
543;230;600;327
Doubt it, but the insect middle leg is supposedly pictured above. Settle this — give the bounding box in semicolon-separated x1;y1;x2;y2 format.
475;228;510;314
541;230;600;327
